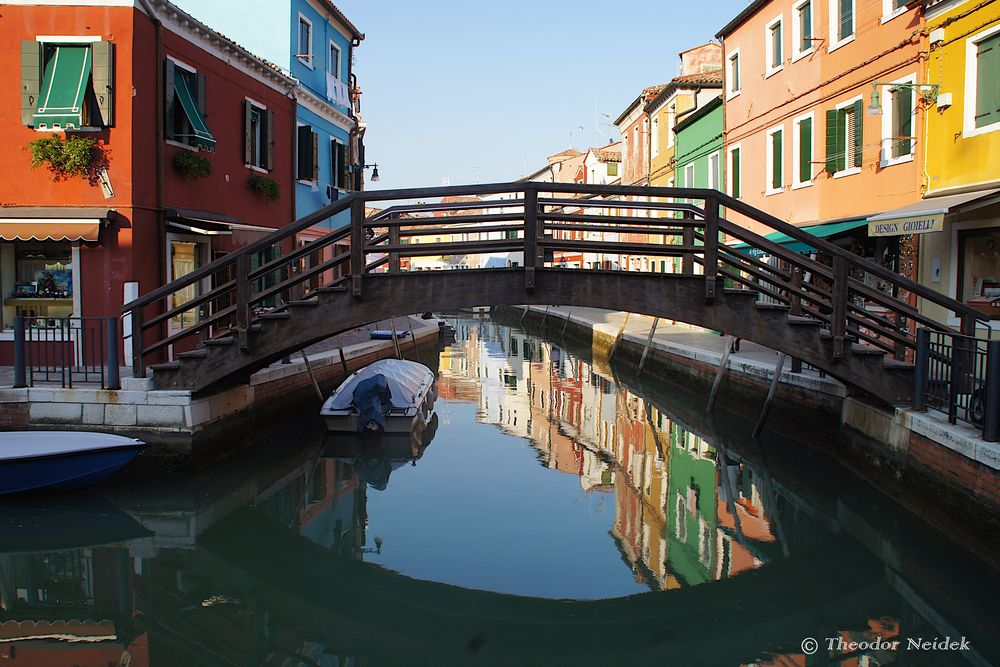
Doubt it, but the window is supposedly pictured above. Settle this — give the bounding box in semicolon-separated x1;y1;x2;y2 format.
329;41;341;78
958;228;1000;311
606;161;619;177
794;113;814;187
830;0;855;50
826;98;863;175
331;139;347;189
793;0;814;60
651;115;660;157
165;59;215;150
297;14;313;67
22;40;114;130
727;49;741;97
728;145;741;198
767;126;784;194
882;0;908;22
1;242;75;330
880;77;915;166
766;16;784;76
297;125;318;182
244;100;272;171
708;152;720;190
965;27;1000;137
169;239;203;329
683;162;695;188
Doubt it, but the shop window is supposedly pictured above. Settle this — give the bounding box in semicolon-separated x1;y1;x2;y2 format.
2;242;74;329
21;40;114;130
245;100;273;171
958;229;1000;316
165;60;215;150
170;240;202;329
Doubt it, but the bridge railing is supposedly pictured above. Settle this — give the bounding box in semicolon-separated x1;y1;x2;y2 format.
122;182;987;382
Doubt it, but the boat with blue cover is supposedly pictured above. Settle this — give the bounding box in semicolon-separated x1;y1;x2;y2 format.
320;359;437;435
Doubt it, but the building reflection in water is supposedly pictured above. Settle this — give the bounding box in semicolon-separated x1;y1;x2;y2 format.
438;319;778;591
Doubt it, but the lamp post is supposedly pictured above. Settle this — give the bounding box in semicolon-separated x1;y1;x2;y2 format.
867;81;941;116
350;162;380;183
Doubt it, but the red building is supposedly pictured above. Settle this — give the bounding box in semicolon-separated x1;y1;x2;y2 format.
0;0;298;364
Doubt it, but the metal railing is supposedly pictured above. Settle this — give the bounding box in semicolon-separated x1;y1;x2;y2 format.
913;328;1000;441
120;182;988;390
13;316;121;389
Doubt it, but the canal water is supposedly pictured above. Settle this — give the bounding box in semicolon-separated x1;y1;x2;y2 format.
1;314;998;666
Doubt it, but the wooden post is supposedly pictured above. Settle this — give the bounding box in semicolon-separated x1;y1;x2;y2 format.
609;313;631;361
523;188;538;291
541;305;550;327
983;340;1000;442
235;253;251;351
300;351;324;401
831;256;848;360
350;198;365;297
790;267;802;316
13;316;26;388
561;309;573;337
707;335;735;412
389;214;401;274
638;317;660;371
336;333;349;376
753;352;787;437
703;196;719;300
682;226;694;275
913;327;929;411
407;316;421;364
388;317;402;359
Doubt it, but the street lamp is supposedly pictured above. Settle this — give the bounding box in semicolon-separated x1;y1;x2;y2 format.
867;81;941;116
349;163;380;183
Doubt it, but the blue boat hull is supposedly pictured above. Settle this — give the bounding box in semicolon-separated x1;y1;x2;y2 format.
0;445;144;496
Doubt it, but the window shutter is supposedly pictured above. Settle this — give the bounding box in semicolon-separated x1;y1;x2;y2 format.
197;73;207;118
91;41;114;127
894;87;913;158
165;59;176;140
799;117;812;182
839;0;853;40
771;130;783;190
336;141;346;189
312;130;319;182
825;109;839;173
975;33;1000;128
852;99;863;168
21;41;41;126
244;100;253;165
731;148;741;198
330;140;338;189
265;110;274;171
297;126;311;180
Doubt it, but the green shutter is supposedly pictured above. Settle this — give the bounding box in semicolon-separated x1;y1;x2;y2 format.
852;99;863;168
825;109;840;173
297;126;311;179
265;110;274;171
91;41;114;126
799;117;812;182
165;59;176;140
174;72;216;150
771;130;783;190
893;86;913;158
244;100;253;165
21;41;41;127
975;33;1000;128
33;45;92;129
731;147;741;198
197;73;207;118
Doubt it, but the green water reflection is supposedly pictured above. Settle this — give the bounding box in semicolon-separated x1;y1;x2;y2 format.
0;316;997;666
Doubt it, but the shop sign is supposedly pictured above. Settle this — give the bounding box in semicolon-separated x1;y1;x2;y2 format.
868;213;945;237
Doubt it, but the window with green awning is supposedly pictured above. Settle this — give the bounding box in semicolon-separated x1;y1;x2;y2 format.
33;45;91;130
166;61;215;151
23;42;114;130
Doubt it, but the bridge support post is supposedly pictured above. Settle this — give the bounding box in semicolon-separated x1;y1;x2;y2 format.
753;352;786;437
703;196;719;300
913;327;929;411
388;215;401;274
523;188;538;291
235;254;251;352
707;335;735;411
983;340;1000;442
638;317;660;371
831;256;848;359
351;199;365;298
682;225;694;275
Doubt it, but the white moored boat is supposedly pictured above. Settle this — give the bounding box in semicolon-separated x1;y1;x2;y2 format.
320;359;437;435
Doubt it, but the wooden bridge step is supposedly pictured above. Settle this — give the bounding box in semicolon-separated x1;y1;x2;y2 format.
882;358;915;370
260;312;291;320
786;315;822;326
204;336;235;346
851;344;885;356
318;286;348;294
177;349;208;360
149;361;180;372
288;300;319;307
724;288;759;297
755;303;790;311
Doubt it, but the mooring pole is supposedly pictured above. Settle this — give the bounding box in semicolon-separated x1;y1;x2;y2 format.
300;351;324;401
388;317;402;359
706;335;736;412
541;305;550;328
336;333;349;376
406;316;421;364
608;313;631;361
561;309;573;337
638;317;660;371
753;352;787;437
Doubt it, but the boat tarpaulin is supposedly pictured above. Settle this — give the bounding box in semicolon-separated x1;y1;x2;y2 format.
352;375;391;433
329;359;431;410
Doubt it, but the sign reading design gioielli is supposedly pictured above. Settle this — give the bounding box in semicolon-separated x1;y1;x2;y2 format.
868;213;945;237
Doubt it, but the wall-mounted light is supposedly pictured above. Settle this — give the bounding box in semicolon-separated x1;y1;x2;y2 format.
349;163;380;182
867;81;941;116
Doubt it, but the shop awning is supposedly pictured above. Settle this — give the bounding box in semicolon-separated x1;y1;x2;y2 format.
0;208;108;241
166;208;274;236
33;45;93;130
730;219;868;258
867;189;1000;237
174;75;216;150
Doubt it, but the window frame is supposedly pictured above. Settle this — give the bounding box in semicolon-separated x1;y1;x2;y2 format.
963;24;1000;138
683;162;695;189
881;0;909;24
296;122;317;184
651;114;660;158
727;143;742;198
766;125;785;196
667;101;677;148
880;74;916;167
245;97;269;172
328;39;342;79
297;13;314;69
792;0;814;62
165;56;204;152
793;111;815;189
727;49;741;99
707;150;721;190
765;14;785;78
832;95;863;178
828;0;856;53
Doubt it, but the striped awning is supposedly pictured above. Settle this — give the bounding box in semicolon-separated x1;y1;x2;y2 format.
33;45;92;130
174;73;216;150
0;208;108;241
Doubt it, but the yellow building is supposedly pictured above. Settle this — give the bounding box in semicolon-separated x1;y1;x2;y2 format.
887;0;1000;327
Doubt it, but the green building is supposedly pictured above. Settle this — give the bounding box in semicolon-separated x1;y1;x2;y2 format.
674;96;724;191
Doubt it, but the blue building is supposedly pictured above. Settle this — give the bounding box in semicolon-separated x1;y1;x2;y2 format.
170;0;366;225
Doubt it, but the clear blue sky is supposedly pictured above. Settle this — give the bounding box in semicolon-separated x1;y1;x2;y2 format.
173;0;749;191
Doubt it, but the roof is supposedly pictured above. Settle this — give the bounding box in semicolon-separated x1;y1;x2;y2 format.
645;71;723;113
590;143;622;163
672;95;723;134
313;0;365;41
614;83;670;127
716;0;772;39
548;147;583;160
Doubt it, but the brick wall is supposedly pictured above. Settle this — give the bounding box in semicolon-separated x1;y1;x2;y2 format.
0;403;28;429
908;433;1000;509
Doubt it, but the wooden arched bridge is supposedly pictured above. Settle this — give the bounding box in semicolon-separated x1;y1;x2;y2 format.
123;182;986;403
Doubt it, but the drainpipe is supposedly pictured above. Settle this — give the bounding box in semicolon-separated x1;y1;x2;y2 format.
289;85;298;227
348;37;363;192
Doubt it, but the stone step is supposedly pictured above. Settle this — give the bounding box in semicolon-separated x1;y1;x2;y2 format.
786;315;823;326
177;349;208;360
